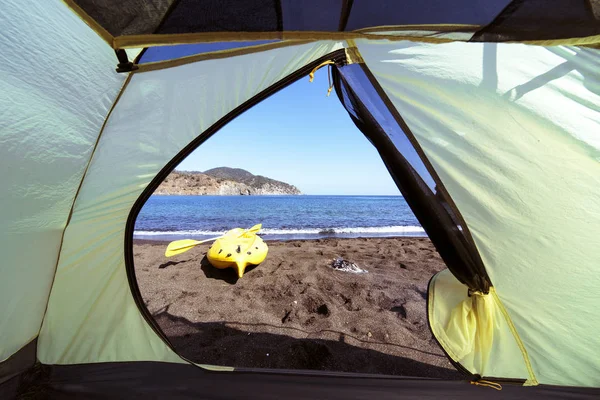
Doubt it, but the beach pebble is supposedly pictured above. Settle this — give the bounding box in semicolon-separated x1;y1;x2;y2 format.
367;332;372;338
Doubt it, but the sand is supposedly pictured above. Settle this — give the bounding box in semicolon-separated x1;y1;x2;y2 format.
134;237;462;379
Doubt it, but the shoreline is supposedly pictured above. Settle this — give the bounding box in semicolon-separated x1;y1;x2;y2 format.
133;235;428;246
133;230;427;243
134;236;458;378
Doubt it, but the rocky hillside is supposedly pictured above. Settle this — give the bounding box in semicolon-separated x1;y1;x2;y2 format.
155;168;301;195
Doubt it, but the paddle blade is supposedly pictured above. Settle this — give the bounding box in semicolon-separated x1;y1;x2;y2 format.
241;223;262;238
165;239;202;257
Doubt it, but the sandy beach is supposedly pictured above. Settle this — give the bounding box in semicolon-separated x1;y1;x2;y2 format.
134;237;461;379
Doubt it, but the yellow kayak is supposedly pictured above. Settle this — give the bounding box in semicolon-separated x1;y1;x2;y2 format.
206;227;268;278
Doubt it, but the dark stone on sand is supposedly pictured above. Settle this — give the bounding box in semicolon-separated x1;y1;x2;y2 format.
317;304;329;316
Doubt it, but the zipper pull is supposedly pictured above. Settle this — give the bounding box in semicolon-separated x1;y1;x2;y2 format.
470;378;503;391
309;60;335;97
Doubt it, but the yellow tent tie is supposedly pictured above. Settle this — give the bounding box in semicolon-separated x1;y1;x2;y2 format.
309;60;336;96
470;379;503;391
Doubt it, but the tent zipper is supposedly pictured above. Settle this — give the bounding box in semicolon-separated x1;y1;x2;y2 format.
479;376;527;386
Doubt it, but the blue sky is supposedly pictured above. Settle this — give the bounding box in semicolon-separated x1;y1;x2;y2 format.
177;68;400;195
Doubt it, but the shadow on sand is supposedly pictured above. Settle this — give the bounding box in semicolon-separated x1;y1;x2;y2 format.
159;259;191;269
153;310;463;380
199;256;258;284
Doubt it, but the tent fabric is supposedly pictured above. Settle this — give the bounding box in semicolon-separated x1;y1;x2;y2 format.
37;40;345;365
356;39;600;386
2;0;600;395
0;0;126;364
69;0;599;45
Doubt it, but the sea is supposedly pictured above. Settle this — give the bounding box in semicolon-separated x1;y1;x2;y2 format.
134;195;425;241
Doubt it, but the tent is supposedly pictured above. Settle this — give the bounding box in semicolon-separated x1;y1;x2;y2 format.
1;0;599;398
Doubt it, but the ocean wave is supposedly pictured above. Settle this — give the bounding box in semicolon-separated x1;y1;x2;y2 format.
134;226;425;236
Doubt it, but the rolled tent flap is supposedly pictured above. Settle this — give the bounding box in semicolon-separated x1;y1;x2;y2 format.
442;289;495;364
429;270;535;383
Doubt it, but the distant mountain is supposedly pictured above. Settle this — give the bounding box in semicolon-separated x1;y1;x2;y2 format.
155;167;301;196
203;167;255;181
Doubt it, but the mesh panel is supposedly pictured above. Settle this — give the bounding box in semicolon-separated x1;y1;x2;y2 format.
73;0;597;40
157;0;282;34
138;41;278;63
74;0;172;36
472;0;600;41
345;0;510;29
333;63;490;292
281;0;342;31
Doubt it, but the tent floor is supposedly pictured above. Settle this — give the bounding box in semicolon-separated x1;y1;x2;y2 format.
6;361;600;399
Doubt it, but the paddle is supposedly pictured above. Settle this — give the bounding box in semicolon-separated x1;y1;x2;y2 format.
164;224;262;257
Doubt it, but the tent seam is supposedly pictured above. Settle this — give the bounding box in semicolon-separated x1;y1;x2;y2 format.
113;31;459;49
135;40;314;73
113;31;600;49
353;24;482;33
343;41;365;64
36;74;134;341
490;290;539;385
61;0;114;47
